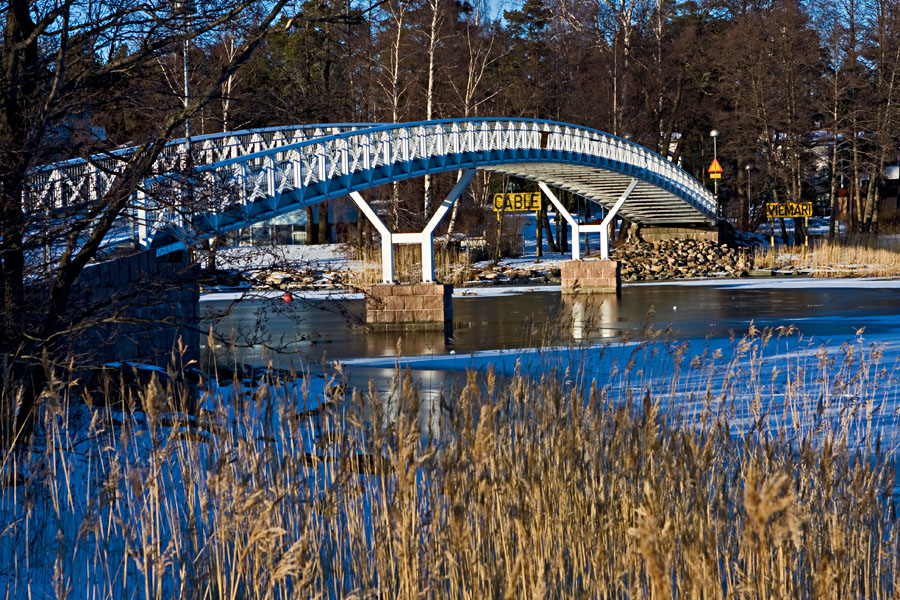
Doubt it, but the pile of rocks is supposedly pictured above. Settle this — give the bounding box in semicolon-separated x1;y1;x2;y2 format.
266;270;348;290
201;267;350;291
469;265;561;285
204;238;757;291
613;239;752;281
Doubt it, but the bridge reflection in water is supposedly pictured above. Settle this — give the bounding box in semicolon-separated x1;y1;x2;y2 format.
564;294;620;341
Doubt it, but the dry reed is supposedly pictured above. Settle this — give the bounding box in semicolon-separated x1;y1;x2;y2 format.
350;243;475;286
0;327;898;598
754;236;900;277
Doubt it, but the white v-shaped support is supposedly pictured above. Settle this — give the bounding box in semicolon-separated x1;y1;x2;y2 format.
539;179;638;260
350;169;476;283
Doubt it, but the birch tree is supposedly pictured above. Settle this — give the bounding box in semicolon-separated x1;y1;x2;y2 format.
373;0;414;226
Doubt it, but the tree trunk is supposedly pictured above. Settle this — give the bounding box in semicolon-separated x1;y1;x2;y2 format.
317;203;329;244
306;207;315;244
829;121;839;239
851;133;863;232
542;209;558;253
422;0;442;220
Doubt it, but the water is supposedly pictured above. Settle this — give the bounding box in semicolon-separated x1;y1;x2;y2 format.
202;279;900;436
202;280;900;367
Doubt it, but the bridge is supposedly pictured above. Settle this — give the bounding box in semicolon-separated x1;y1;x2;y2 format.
27;118;716;287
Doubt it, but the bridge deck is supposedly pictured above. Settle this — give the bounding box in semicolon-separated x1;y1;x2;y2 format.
25;119;717;250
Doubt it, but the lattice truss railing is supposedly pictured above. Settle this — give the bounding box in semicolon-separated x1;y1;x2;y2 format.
23;124;370;211
24;119;716;249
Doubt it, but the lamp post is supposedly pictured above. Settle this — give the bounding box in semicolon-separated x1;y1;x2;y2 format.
744;163;751;230
183;3;197;156
183;36;190;153
710;129;719;218
174;0;196;156
174;0;197;236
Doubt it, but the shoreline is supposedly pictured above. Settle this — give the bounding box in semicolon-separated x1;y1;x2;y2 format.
199;274;900;303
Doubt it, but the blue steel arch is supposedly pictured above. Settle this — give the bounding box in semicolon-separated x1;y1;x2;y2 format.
179;118;715;242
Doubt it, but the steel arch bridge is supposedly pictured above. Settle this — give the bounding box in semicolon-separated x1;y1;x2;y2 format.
26;118;716;282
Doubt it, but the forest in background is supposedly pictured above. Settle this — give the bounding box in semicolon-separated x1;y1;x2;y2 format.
3;0;900;445
92;0;900;235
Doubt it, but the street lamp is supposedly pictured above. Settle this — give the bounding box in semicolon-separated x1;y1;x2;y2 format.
173;0;197;234
744;163;751;230
710;129;719;217
173;0;196;155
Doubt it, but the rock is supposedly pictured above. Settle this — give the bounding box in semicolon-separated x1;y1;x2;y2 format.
264;271;293;286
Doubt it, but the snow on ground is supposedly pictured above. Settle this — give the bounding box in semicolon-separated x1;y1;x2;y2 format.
473;211;584;270
651;276;900;290
754;216;846;239
201;288;365;302
200;283;563;303
211;243;360;272
200;275;900;303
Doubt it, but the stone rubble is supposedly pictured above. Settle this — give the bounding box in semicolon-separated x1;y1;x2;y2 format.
612;238;754;281
200;267;350;291
467;265;562;285
203;238;765;291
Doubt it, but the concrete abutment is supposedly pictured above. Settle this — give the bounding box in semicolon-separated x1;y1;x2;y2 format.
560;259;621;294
365;283;453;333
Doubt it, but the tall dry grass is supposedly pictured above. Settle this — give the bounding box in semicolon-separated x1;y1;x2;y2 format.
350;244;475;286
0;327;899;598
754;235;900;277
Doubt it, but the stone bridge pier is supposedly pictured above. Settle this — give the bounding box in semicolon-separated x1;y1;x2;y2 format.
365;283;453;333
538;181;632;295
559;260;620;294
352;171;475;333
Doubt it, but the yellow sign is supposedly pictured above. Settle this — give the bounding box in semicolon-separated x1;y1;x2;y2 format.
493;192;541;212
766;202;813;218
708;158;723;179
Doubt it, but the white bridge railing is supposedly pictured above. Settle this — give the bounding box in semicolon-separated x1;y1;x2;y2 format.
24;123;373;211
24;119;717;250
194;119;715;226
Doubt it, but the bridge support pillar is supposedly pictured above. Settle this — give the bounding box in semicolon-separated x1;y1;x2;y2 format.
540;179;634;294
560;259;620;294
540;179;637;261
350;170;474;330
350;169;475;284
365;283;453;332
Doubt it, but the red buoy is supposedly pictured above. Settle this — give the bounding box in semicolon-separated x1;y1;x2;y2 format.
282;291;294;303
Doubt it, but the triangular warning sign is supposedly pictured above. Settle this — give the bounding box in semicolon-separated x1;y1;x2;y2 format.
708;158;723;174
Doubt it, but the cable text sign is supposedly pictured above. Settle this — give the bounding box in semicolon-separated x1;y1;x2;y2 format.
493;192;541;212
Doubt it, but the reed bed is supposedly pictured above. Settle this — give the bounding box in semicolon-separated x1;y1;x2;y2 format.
351;243;475;286
1;327;899;599
754;236;900;277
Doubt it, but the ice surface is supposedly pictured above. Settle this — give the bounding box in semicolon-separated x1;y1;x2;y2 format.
654;276;900;290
